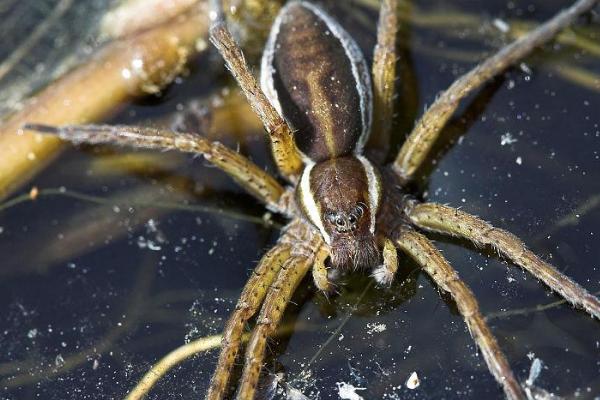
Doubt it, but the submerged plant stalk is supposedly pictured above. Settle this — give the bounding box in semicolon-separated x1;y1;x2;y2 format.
0;6;209;200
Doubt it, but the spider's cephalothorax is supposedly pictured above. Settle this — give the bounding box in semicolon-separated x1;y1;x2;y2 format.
261;1;383;270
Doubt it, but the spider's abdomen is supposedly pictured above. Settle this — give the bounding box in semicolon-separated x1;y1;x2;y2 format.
261;1;372;162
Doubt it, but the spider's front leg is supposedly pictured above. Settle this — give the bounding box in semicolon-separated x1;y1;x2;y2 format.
392;0;599;183
23;124;286;212
395;229;527;400
407;202;600;318
206;243;291;400
237;232;322;399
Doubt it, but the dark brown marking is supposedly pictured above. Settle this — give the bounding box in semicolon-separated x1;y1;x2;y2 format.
268;3;365;161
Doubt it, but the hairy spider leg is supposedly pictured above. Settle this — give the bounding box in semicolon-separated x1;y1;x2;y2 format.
408;203;600;318
392;0;600;183
395;229;527;400
209;22;304;181
23;124;285;211
206;244;291;400
368;0;399;155
237;233;322;399
237;256;314;399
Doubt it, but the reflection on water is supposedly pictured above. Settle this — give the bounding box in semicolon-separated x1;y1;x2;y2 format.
1;0;599;399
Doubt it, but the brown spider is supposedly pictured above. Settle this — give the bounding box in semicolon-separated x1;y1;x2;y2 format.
25;0;600;399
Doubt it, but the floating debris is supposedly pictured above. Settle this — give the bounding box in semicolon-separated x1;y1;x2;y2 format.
526;358;543;387
500;132;518;146
406;371;420;390
336;382;366;400
493;18;510;33
29;186;39;200
366;322;387;335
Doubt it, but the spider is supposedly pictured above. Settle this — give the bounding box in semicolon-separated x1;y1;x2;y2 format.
24;0;600;399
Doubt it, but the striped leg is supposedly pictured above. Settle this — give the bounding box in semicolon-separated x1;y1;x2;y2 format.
368;0;399;154
24;124;285;211
407;202;600;319
395;229;526;400
236;255;314;399
209;22;303;181
392;0;599;183
206;244;291;400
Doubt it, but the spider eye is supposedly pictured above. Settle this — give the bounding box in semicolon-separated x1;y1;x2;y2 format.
348;215;357;224
335;217;344;226
355;203;366;216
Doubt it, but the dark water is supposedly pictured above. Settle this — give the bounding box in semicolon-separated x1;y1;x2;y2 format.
1;0;599;399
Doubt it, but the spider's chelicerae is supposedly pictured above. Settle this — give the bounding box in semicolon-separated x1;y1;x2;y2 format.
26;0;600;399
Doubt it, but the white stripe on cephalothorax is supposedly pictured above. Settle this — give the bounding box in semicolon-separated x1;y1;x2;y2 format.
299;163;331;244
299;1;373;154
356;155;382;234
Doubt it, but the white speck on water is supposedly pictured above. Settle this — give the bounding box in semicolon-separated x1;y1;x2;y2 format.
92;359;100;370
0;226;3;234
406;371;420;389
500;132;518;146
366;322;387;334
336;382;366;400
55;354;65;367
526;358;543;387
493;18;510;33
27;328;38;339
516;156;523;165
519;62;532;75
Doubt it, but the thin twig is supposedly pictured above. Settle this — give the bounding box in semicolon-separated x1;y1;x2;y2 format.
0;187;280;228
485;290;600;321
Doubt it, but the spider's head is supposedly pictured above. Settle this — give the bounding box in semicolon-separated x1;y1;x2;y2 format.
296;156;382;269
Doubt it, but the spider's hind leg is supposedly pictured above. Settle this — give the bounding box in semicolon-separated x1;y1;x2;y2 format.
367;0;400;158
395;229;526;400
208;17;303;181
407;202;600;319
